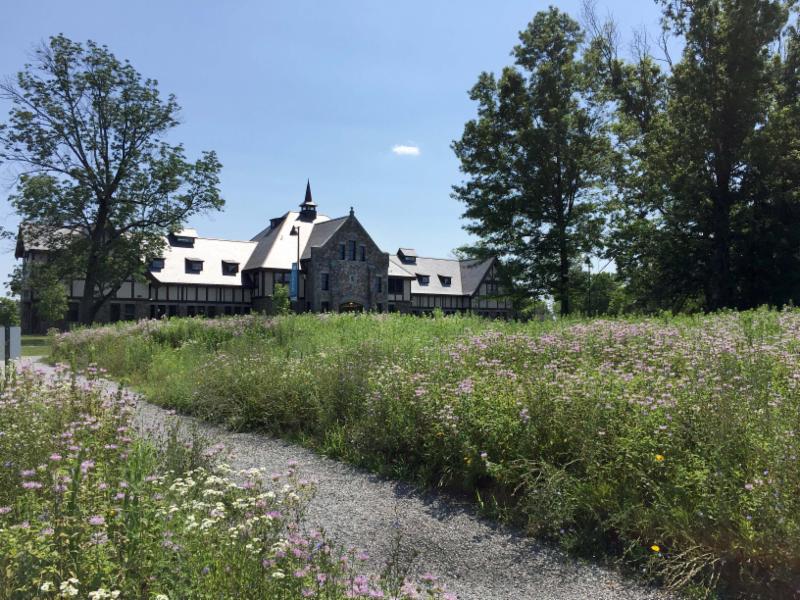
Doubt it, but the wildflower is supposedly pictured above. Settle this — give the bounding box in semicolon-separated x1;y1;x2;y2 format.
80;459;95;473
40;581;55;592
744;483;754;491
153;595;169;600
272;571;286;579
88;515;105;526
651;544;661;552
0;506;11;515
654;454;665;462
50;453;62;461
22;481;43;490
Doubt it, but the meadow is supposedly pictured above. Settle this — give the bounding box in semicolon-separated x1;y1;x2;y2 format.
0;363;454;599
50;310;800;598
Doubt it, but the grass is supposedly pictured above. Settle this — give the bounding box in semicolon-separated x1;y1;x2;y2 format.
21;334;52;358
50;309;800;598
0;362;455;600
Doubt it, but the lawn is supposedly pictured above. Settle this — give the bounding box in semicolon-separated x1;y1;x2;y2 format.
21;334;52;358
50;310;800;598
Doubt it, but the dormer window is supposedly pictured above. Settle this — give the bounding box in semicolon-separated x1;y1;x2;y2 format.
169;232;196;247
149;258;165;271
185;258;204;273
222;261;239;276
439;275;452;287
417;274;430;286
398;248;417;264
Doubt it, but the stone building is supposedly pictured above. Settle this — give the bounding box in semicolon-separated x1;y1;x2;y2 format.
15;183;512;332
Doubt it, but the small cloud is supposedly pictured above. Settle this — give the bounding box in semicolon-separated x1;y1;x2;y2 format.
392;144;420;156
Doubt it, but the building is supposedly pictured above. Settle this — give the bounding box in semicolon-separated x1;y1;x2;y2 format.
15;183;512;332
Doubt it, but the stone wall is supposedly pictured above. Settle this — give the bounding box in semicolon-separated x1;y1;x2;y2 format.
306;216;389;312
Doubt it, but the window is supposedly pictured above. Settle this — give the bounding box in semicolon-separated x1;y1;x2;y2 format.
375;276;383;293
321;273;330;291
377;303;383;312
360;245;366;261
168;305;178;317
439;276;452;287
222;261;239;276
417;275;430;286
388;278;404;295
321;301;330;312
150;258;165;271
486;280;499;294
185;259;203;273
339;243;346;260
348;240;357;261
124;304;136;321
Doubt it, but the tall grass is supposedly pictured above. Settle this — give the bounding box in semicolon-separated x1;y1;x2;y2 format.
0;362;454;599
52;309;800;597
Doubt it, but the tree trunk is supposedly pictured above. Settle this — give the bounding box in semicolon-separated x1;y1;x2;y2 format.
559;233;571;316
708;173;734;311
79;197;110;324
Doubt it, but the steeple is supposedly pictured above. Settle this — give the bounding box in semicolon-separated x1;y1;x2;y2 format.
299;179;317;221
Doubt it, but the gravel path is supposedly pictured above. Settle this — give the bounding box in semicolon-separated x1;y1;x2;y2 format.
28;359;672;600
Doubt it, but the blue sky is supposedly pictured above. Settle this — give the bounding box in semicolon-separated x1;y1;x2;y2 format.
0;1;667;294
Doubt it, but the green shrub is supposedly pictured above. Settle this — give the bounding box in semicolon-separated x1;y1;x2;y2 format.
51;309;800;597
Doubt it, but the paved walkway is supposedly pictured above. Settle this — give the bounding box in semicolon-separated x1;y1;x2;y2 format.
29;359;672;600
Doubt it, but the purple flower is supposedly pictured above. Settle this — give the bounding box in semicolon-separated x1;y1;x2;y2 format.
88;515;105;526
49;453;62;461
80;460;95;474
22;481;43;490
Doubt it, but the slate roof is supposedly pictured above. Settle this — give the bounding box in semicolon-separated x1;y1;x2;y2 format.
300;216;349;260
149;234;256;286
390;254;495;296
244;211;331;270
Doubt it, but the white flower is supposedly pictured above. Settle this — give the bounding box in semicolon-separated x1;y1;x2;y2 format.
153;595;169;600
40;581;54;592
271;571;286;579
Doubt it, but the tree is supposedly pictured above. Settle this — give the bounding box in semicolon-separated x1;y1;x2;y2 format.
452;8;608;316
0;297;20;327
0;35;223;324
272;283;291;315
589;0;799;311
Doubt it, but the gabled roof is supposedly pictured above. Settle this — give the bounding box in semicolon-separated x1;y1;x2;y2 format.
459;257;495;295
388;255;415;278
150;234;256;286
244;211;331;270
389;254;495;296
300;216;349;260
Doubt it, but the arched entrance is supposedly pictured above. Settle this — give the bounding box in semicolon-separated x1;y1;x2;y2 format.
339;301;363;313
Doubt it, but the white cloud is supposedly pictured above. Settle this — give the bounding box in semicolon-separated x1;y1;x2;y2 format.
392;144;420;156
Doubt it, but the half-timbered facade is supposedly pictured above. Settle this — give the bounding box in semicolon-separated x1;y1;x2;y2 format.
15;183;511;332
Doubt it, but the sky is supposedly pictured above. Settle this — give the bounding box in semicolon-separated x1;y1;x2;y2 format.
0;0;668;295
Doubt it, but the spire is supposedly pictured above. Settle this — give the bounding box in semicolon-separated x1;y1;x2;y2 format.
299;179;317;221
303;180;315;207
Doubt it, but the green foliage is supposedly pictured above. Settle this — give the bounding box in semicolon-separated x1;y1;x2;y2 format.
0;297;20;327
52;311;800;597
0;362;452;600
272;283;291;315
0;35;224;324
591;0;800;312
452;8;608;316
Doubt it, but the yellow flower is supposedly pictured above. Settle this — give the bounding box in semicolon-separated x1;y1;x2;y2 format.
464;456;471;465
651;544;661;553
655;454;665;462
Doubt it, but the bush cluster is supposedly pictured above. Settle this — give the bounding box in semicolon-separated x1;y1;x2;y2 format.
0;362;454;599
52;310;800;597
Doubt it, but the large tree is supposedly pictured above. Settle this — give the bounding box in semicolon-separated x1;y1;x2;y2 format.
452;8;607;315
591;0;800;311
0;35;223;323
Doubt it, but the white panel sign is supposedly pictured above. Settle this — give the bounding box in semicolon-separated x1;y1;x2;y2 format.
8;327;21;360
